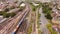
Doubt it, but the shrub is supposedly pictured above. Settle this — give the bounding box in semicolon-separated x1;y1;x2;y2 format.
46;23;58;34
42;3;52;20
0;11;6;15
3;12;16;18
45;14;52;20
3;13;10;18
4;8;9;12
10;13;16;17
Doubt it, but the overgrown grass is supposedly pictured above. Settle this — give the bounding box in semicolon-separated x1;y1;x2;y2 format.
38;13;41;19
46;23;58;34
38;29;41;34
30;3;36;11
37;21;40;28
27;24;32;34
37;14;41;34
30;3;42;11
38;3;42;8
36;10;41;34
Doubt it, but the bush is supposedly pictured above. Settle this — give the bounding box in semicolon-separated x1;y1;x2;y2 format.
46;23;58;34
9;6;15;10
42;3;52;20
3;13;10;18
45;14;52;20
3;12;16;18
38;13;41;19
27;24;32;34
14;1;18;3
38;3;42;8
10;13;16;17
42;6;52;14
30;3;36;11
38;30;42;34
4;8;9;12
31;5;36;11
0;11;6;15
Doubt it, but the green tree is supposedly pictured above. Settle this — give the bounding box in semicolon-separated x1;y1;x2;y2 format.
45;14;52;20
42;3;52;20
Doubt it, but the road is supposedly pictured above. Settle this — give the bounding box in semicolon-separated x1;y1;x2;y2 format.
39;7;51;34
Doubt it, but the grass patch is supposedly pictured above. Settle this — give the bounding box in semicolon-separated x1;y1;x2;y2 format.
46;23;58;34
27;23;32;34
38;29;41;34
30;3;42;11
36;10;41;34
37;21;40;29
30;3;36;11
38;3;42;8
38;13;41;19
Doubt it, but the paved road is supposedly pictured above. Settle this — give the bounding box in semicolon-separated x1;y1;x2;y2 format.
39;7;51;34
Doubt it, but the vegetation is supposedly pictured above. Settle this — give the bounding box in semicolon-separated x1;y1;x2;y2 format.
0;5;25;18
4;8;10;12
10;12;16;17
45;14;52;20
9;6;15;10
36;8;41;34
3;13;10;18
27;23;32;34
30;2;42;11
37;3;42;8
14;1;18;3
46;23;58;34
37;13;41;34
42;3;52;20
20;6;25;11
0;11;16;18
38;13;41;19
3;13;16;18
38;29;42;34
0;11;6;15
37;12;41;28
42;3;52;14
30;3;36;11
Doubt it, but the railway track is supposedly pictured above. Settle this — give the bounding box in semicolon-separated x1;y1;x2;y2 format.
14;3;31;34
15;3;32;34
0;8;23;27
11;5;30;34
0;3;30;34
16;19;27;34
